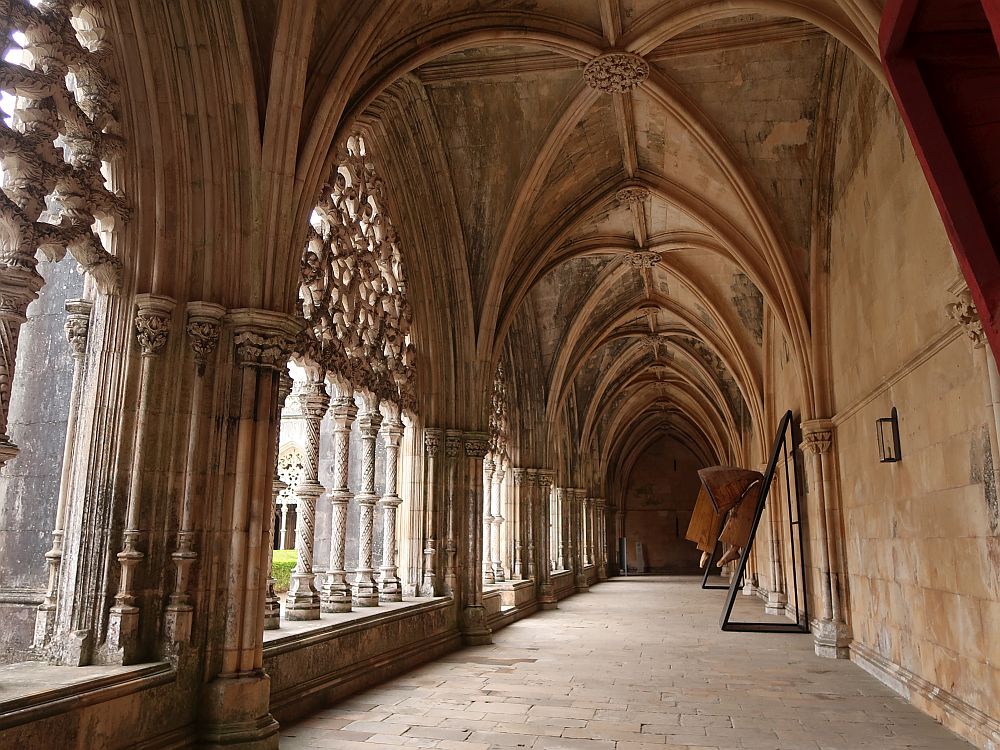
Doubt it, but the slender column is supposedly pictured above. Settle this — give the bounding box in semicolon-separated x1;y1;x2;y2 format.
556;488;569;569
511;468;527;580
321;386;355;613
586;496;595;566
420;429;442;595
524;469;537;580
482;456;496;584
443;431;462;595
34;299;93;649
462;432;492;644
764;457;787;614
106;294;175;664
596;498;609;581
573;489;589;590
537;471;557;608
164;302;225;643
491;460;506;582
282;506;296;549
379;406;405;602
264;371;294;629
353;395;382;606
285;376;328;620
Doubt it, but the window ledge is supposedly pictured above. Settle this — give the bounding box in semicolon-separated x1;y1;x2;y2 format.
0;661;174;730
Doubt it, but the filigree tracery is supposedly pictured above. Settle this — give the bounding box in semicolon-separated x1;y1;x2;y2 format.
297;134;414;410
0;0;125;466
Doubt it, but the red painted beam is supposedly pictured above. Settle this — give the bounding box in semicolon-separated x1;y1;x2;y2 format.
881;0;1000;359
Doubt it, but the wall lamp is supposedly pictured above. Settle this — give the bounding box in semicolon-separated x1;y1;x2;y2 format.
876;406;901;463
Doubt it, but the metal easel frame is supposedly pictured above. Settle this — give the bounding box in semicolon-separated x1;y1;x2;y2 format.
718;410;809;633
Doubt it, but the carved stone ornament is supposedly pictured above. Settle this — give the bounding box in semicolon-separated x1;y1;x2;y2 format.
134;294;176;358
584;52;650;93
464;433;490;459
424;428;442;457
64;298;93;358
801;419;834;455
230;309;302;370
624;251;661;269
946;285;986;348
615;185;650;205
445;432;463;459
185;301;225;374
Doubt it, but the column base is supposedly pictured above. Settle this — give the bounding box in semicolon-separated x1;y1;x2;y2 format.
199;672;279;750
285;574;320;620
764;590;786;616
32;604;56;650
418;573;436;597
574;573;589;591
483;566;495;585
353;572;379;607
538;583;558;610
321;579;353;613
460;605;492;645
812;618;852;659
164;604;194;644
379;573;403;602
101;605;140;665
596;566;608;582
493;564;506;583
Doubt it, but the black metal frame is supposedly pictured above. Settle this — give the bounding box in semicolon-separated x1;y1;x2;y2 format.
717;410;810;633
700;541;730;590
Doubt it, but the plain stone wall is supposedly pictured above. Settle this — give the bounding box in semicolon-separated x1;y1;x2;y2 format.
0;258;81;662
827;57;998;730
623;436;703;574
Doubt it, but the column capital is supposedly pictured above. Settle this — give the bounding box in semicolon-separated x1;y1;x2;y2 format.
295;378;330;418
64;298;94;358
229;308;302;369
134;293;176;357
423;428;442;457
464;432;490;458
184;301;225;373
445;429;463;458
329;395;358;423
381;417;405;443
357;409;383;436
512;467;528;484
525;468;538;485
801;418;834;455
537;470;554;488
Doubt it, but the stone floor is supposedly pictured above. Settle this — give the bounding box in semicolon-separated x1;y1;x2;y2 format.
279;576;974;750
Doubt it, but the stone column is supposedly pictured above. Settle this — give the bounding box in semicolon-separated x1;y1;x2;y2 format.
34;299;93;649
573;489;589;591
763;458;787;615
321;386;355;613
482;456;496;584
285;376;328;620
537;471;557;608
462;432;492;644
524;469;537;580
198;309;297;748
264;371;294;630
353;395;382;606
420;429;442;596
556;487;569;570
379;406;405;602
802;419;851;658
164;302;225;643
491;460;506;582
596;498;609;581
282;505;297;549
511;468;527;580
106;294;175;664
443;430;463;595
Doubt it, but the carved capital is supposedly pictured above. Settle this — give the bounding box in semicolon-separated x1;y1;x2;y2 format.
445;430;463;459
423;428;442;457
185;301;225;374
512;467;528;485
801;418;834;455
134;294;175;357
229;308;302;370
946;284;986;348
584;52;649;93
295;378;330;419
464;431;490;459
63;298;93;358
537;470;554;488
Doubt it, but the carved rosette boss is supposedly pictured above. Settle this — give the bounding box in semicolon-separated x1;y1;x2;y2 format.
584;52;650;93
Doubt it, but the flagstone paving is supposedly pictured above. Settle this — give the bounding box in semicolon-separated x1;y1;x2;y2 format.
279;576;974;750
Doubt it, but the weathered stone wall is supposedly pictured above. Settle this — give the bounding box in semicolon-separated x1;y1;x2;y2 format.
623;436;703;574
0;258;81;663
827;57;998;745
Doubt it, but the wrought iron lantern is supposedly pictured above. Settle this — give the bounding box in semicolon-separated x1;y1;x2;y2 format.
876;407;901;463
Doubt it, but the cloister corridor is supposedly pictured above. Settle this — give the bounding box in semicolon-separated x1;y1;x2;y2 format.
278;578;973;750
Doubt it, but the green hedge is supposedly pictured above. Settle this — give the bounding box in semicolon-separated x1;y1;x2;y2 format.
271;549;297;593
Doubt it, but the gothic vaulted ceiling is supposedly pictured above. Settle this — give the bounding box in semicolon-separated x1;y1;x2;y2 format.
242;0;883;480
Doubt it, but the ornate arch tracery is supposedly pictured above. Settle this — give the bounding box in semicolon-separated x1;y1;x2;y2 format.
0;0;125;467
297;133;414;409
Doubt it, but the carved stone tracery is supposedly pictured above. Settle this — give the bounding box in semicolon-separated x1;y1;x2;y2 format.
0;0;125;467
297;133;415;409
